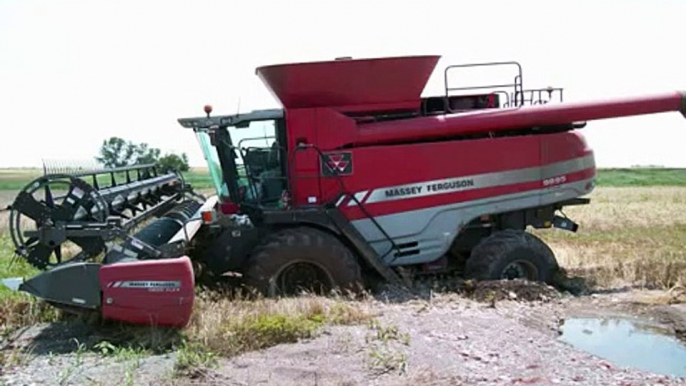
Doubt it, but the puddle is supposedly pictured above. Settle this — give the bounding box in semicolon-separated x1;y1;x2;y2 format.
560;317;686;377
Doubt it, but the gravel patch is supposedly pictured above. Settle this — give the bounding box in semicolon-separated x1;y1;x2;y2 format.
172;296;685;386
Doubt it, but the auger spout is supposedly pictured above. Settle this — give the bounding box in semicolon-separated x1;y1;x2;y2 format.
354;91;686;146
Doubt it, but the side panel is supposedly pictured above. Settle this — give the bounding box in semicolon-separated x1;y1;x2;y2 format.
335;132;544;218
331;131;594;265
352;178;593;265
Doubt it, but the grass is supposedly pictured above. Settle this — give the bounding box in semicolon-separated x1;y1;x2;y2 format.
595;168;686;187
57;339;87;386
181;168;214;191
537;187;686;289
0;235;59;338
182;291;372;358
0;169;41;191
67;291;373;377
173;341;218;376
0;277;374;375
364;320;410;375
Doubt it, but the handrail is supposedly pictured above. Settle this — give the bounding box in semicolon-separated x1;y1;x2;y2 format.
444;61;564;109
444;61;524;110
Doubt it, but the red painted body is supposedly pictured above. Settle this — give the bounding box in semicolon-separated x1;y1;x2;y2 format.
100;257;194;327
336;131;594;220
255;56;684;215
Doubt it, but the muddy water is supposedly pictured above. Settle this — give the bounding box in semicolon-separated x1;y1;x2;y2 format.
560;317;686;377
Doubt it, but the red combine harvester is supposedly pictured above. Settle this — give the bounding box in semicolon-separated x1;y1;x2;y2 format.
4;56;685;327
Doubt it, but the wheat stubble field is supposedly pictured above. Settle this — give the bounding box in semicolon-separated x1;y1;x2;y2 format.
540;186;686;289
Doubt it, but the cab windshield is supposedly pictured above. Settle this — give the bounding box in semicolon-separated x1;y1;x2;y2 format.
196;118;286;207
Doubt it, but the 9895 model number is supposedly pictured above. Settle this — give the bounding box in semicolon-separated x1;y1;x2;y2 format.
543;175;567;187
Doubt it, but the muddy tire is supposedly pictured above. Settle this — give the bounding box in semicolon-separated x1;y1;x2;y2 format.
465;230;558;283
244;227;363;296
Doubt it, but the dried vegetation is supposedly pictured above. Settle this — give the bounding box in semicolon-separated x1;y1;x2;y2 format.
538;187;686;290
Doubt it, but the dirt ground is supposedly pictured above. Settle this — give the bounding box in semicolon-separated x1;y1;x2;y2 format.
2;283;685;386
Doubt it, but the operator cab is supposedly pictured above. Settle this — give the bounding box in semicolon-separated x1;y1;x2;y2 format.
178;109;288;211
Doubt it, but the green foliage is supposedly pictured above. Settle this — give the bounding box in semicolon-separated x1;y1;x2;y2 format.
367;347;408;375
57;339;88;385
0;169;42;191
0;236;38;287
133;143;161;165
93;340;117;356
95;137;162;168
595;168;686;187
225;313;324;354
96;137;132;168
0;236;59;336
364;320;410;375
181;170;214;190
157;153;190;173
93;340;148;364
173;341;218;376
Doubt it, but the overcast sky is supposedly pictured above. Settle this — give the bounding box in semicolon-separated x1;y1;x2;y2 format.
1;0;685;168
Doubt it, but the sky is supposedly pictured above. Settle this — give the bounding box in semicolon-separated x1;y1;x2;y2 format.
1;0;685;168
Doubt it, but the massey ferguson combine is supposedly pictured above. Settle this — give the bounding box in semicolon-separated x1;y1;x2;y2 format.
3;55;685;327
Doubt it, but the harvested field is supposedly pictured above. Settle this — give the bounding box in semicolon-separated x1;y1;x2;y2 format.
539;187;686;289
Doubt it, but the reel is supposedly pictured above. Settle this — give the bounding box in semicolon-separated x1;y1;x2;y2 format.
9;164;186;270
9;174;109;269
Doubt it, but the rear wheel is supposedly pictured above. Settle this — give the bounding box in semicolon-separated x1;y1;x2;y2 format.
465;230;558;283
244;227;363;296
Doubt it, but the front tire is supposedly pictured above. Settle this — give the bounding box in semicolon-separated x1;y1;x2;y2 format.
244;227;363;296
465;230;558;283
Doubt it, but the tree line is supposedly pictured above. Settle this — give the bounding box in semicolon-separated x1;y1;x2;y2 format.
96;137;190;172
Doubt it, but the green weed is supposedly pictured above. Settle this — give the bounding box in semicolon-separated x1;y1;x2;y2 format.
364;321;410;376
173;341;217;377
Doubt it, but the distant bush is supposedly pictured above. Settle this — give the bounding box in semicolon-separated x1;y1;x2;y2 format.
95;137;189;173
157;153;190;173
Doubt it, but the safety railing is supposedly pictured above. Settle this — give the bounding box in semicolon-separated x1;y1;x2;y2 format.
444;61;563;110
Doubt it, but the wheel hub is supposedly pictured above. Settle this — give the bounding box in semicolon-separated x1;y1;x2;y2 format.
501;260;538;281
277;262;332;295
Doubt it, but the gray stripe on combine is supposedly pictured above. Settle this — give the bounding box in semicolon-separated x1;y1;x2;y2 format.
362;154;594;205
